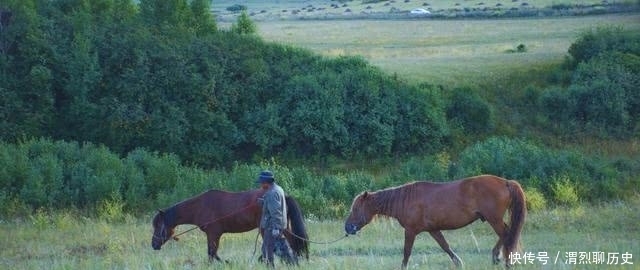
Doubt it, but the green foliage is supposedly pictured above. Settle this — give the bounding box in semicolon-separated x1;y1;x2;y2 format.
517;44;527;52
30;208;51;230
524;187;547;211
505;43;528;53
1;0;449;167
382;153;453;187
0;138;637;218
550;175;580;206
226;4;247;12
231;11;256;35
568;25;640;66
446;87;494;136
97;194;126;222
536;26;640;139
454;137;634;202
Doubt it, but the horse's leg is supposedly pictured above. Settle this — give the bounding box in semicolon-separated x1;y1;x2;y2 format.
491;234;504;264
487;219;508;265
401;230;417;269
428;231;463;267
206;232;224;263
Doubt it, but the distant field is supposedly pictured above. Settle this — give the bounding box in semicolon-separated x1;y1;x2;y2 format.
2;200;638;269
212;0;640;87
251;14;640;87
212;0;637;21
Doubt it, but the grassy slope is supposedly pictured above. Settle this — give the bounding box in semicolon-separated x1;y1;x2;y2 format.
253;14;640;88
2;198;638;269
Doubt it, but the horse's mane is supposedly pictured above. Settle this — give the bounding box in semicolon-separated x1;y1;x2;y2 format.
369;182;421;217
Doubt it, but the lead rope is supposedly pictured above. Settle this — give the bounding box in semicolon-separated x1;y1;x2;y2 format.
251;230;350;263
289;231;349;245
251;229;349;256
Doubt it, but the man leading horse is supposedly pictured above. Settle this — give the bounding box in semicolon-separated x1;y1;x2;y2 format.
257;170;298;267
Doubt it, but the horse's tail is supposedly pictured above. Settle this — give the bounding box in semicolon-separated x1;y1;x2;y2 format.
504;180;527;259
285;195;309;259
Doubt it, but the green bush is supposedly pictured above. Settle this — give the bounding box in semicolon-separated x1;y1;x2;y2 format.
0;194;30;218
231;11;256;35
226;4;247;12
535;25;640;139
525;187;547;212
539;52;640;138
383;153;453;187
517;44;527;52
453;137;632;204
568;26;640;66
505;44;528;53
550;175;580;206
538;86;571;125
97;194;126;222
0;137;636;218
446;87;494;136
455;137;560;180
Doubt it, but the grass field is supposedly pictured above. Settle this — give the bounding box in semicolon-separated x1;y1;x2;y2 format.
251;14;640;87
2;198;638;269
212;0;637;22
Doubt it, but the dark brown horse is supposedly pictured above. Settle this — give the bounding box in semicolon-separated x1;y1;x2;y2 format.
345;175;526;268
151;189;309;262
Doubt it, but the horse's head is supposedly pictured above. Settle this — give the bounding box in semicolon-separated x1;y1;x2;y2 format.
345;191;375;235
151;210;177;250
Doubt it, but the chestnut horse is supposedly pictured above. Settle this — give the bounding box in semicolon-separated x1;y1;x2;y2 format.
345;175;526;268
151;189;309;262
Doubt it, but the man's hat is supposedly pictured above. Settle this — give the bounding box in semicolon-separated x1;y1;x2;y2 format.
256;170;275;184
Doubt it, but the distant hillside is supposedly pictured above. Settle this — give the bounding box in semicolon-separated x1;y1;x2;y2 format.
212;0;640;21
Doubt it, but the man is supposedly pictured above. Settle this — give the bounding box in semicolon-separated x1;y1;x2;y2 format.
256;170;297;267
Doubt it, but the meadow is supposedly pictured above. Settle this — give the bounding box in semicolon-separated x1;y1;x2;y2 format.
253;14;640;87
2;198;638;269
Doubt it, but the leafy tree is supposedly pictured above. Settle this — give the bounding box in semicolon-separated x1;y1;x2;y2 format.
231;11;256;35
568;26;640;67
446;87;494;135
0;0;54;140
188;0;216;36
566;53;639;137
538;25;640;139
139;0;189;29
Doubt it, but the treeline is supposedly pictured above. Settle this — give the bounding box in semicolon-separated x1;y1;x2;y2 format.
0;0;447;167
1;138;637;218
